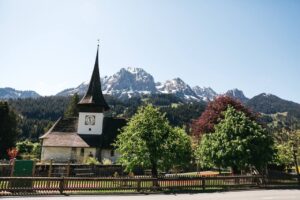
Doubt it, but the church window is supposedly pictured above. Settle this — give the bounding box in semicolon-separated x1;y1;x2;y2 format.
80;148;84;156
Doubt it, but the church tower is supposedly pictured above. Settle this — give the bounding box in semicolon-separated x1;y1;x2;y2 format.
77;44;109;135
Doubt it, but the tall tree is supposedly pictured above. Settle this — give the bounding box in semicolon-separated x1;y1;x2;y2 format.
195;106;274;174
269;114;300;175
64;93;79;118
115;105;192;178
0;102;19;159
192;96;256;137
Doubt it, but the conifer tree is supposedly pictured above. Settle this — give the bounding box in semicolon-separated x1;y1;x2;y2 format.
0;102;19;159
64;93;79;118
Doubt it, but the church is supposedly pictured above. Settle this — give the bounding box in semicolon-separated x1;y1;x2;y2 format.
40;45;127;163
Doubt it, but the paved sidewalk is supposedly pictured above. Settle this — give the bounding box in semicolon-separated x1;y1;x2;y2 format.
2;189;300;200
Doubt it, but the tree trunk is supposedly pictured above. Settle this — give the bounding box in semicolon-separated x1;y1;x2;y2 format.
151;160;160;188
232;165;240;175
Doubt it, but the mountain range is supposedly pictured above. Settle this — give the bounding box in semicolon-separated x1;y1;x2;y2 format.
1;67;300;118
56;67;242;102
0;87;40;99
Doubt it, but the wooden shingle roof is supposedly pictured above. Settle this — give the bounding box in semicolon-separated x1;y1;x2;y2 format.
40;117;127;148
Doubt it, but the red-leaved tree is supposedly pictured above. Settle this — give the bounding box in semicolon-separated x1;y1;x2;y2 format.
192;96;257;137
7;147;18;160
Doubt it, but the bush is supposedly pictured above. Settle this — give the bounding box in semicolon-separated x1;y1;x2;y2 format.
102;158;112;165
16;140;41;160
85;157;100;165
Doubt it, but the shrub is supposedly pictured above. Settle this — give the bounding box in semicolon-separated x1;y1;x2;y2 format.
102;158;112;165
85;157;100;165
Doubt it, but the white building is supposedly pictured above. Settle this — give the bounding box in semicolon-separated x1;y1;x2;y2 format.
40;45;126;163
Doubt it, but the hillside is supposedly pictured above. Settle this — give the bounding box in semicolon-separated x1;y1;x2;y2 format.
7;94;206;140
246;93;300;119
0;87;40;99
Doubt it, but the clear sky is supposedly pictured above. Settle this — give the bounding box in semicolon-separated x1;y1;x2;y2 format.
0;0;299;102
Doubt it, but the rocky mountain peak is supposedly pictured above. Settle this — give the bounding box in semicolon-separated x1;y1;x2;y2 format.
225;88;249;103
102;67;157;97
192;86;217;101
157;78;198;100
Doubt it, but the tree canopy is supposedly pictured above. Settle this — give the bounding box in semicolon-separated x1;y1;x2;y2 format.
64;93;79;118
195;106;274;173
0;101;19;159
192;96;256;137
268;114;300;169
115;104;192;177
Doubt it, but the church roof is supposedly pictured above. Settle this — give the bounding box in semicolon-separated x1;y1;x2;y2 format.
78;45;110;112
42;132;89;148
40;117;127;148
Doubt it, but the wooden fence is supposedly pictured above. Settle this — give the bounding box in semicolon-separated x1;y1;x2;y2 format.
0;175;299;196
0;163;125;177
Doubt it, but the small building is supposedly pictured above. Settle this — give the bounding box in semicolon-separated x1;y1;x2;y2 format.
40;45;126;163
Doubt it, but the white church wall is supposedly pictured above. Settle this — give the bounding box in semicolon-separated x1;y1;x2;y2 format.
41;147;71;162
77;112;104;135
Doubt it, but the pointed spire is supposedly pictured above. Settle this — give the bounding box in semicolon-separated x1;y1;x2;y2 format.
78;43;110;112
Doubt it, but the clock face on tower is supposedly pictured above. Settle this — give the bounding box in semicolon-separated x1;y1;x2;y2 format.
85;115;95;125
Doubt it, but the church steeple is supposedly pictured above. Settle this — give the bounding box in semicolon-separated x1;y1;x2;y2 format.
78;44;110;112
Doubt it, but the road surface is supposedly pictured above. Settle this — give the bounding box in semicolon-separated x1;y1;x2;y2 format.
2;189;300;200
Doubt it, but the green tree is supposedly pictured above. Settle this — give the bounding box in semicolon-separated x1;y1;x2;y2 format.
269;114;300;174
0;101;19;159
64;93;79;118
195;106;274;174
115;105;192;178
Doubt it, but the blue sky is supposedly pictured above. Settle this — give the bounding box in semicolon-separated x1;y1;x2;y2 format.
0;0;299;102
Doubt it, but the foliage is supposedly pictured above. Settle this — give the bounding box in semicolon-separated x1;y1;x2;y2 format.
16;140;41;159
268;113;300;167
195;106;274;173
64;93;79;117
115;104;192;177
7;147;18;160
160;101;206;131
8;94;205;141
8;96;71;140
8;96;71;120
85;157;100;165
102;158;112;165
0;101;19;159
192;96;256;137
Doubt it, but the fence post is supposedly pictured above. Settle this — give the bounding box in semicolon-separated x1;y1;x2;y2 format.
137;179;141;192
66;160;71;177
32;160;36;177
48;159;53;177
59;177;65;195
202;177;205;191
10;158;16;177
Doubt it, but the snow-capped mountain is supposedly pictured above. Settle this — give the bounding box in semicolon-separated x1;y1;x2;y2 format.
156;78;199;100
0;87;40;99
56;81;89;96
225;88;249;103
192;86;217;101
55;67;217;101
102;67;157;99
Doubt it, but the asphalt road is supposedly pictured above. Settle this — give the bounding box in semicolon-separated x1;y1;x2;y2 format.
2;190;300;200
